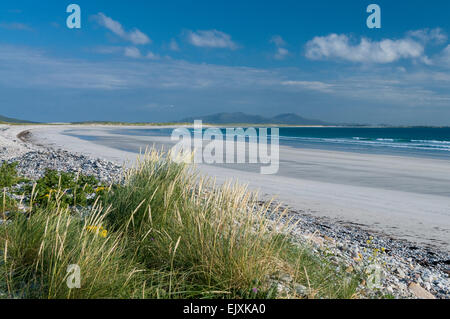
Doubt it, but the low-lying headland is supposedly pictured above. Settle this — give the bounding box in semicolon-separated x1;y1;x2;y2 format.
0;124;449;299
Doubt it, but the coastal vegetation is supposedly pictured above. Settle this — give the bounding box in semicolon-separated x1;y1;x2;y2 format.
0;151;362;299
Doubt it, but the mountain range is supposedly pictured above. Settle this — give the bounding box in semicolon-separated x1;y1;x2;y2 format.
0;114;34;123
178;112;330;125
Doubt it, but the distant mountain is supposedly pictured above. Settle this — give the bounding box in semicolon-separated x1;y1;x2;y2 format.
178;112;330;125
0;114;34;123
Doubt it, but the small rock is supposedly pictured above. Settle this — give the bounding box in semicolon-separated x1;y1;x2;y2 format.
279;273;293;284
396;268;406;279
294;284;308;297
274;282;290;296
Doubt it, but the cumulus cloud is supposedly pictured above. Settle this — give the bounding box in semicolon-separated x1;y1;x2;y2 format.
407;28;447;44
93;13;151;45
305;33;425;63
186;30;237;49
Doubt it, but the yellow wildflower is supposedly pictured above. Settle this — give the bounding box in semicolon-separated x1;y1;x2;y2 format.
86;225;98;232
353;252;363;262
86;225;108;238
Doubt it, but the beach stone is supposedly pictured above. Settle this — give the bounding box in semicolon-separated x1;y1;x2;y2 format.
307;234;324;246
408;283;436;299
279;273;293;284
396;268;406;279
386;286;394;294
294;284;308;297
274;282;290;296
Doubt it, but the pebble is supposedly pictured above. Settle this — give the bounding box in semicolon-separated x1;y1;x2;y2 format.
7;150;123;184
265;203;450;299
294;284;308;297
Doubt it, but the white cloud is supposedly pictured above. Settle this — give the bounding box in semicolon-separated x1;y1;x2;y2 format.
282;80;334;92
407;28;447;44
1;44;449;111
270;35;286;47
305;33;425;63
124;47;142;58
124;47;160;60
436;45;450;67
0;22;32;31
93;13;151;45
146;52;160;60
0;45;278;90
274;48;289;60
443;45;450;60
270;35;289;60
186;30;237;49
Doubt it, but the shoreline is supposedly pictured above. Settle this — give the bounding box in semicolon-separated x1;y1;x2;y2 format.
28;125;450;251
1;124;449;298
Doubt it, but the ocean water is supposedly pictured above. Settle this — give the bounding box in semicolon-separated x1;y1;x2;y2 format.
79;127;450;160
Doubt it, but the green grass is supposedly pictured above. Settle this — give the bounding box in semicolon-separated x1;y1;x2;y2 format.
0;150;363;299
24;169;106;208
0;162;21;189
1;193;17;218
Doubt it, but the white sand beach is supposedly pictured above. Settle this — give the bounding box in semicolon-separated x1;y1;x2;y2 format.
3;124;450;252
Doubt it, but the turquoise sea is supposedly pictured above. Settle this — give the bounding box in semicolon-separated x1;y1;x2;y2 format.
100;127;450;160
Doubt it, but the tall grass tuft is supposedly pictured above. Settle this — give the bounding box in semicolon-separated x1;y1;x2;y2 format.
0;201;146;298
0;149;361;299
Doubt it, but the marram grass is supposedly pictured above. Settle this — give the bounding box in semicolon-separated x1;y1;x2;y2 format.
0;149;361;299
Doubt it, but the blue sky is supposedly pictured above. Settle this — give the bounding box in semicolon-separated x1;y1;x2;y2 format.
0;0;450;125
